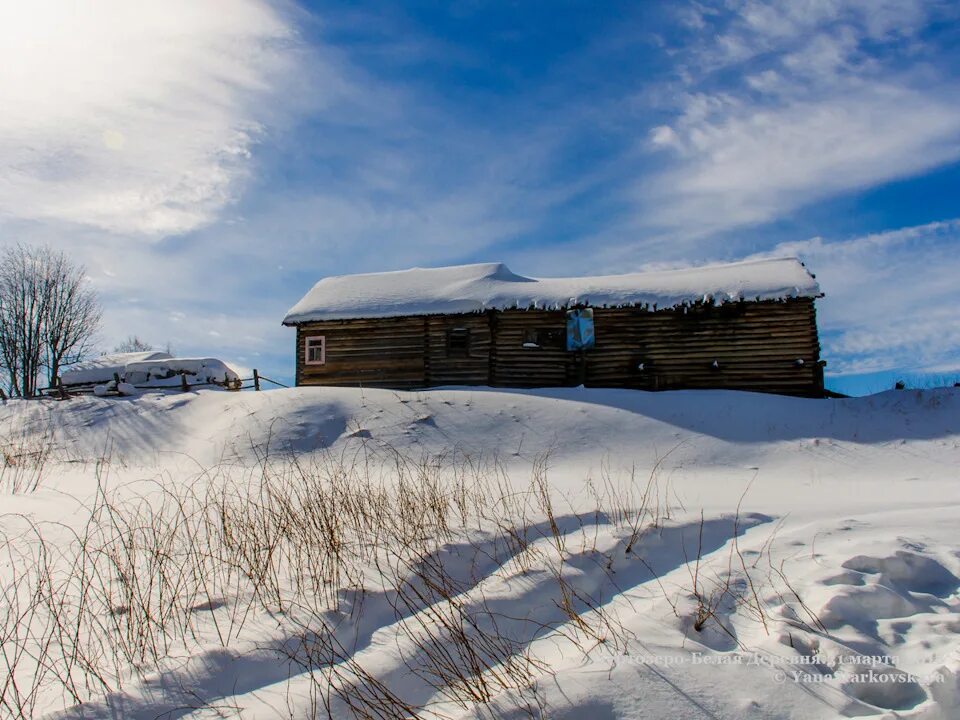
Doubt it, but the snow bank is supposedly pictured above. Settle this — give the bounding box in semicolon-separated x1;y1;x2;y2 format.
60;350;172;386
282;257;820;323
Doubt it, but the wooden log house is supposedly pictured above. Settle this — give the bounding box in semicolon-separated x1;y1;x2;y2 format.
282;259;825;396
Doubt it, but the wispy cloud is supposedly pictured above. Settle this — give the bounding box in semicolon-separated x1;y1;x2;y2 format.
641;0;960;240
645;84;960;236
0;1;311;236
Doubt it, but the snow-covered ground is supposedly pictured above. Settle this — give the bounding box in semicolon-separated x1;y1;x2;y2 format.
1;386;958;719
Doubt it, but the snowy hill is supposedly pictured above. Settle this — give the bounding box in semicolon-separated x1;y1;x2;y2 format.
1;386;958;719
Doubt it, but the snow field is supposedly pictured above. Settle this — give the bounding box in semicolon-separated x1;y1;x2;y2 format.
0;386;957;719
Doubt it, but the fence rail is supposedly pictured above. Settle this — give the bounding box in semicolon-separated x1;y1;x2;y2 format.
243;368;289;391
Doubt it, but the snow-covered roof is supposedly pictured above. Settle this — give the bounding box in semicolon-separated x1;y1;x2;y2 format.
61;351;173;386
123;358;240;388
282;258;820;324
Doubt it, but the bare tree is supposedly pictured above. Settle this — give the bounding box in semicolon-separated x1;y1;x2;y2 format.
0;245;48;397
114;335;153;353
0;244;101;397
44;252;101;387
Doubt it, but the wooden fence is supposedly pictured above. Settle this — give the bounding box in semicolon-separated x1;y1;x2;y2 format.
29;369;289;400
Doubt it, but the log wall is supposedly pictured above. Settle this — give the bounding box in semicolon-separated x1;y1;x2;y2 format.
488;309;578;387
586;300;822;394
296;316;426;389
293;298;823;396
425;314;491;385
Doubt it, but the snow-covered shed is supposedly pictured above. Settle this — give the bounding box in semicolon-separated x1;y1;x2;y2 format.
61;353;241;393
60;351;174;388
282;258;825;395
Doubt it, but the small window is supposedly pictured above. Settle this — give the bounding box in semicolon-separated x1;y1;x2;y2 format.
522;328;564;349
305;335;326;365
539;328;564;348
446;328;471;357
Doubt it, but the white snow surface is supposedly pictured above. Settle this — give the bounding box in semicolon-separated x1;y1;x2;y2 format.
122;357;240;387
282;257;820;323
1;386;958;720
59;350;173;386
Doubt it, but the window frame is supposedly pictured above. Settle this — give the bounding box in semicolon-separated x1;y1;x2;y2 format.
522;328;541;348
446;327;471;357
304;335;326;365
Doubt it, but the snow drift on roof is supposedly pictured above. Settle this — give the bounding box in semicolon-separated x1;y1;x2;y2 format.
282;257;820;324
61;351;173;386
123;358;240;388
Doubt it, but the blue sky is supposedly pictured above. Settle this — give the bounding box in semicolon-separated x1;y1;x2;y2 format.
1;1;959;394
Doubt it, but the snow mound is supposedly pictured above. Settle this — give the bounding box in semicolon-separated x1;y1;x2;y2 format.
843;551;960;597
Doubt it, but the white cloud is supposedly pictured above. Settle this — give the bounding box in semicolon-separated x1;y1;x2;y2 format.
683;0;930;67
649;125;679;147
644;84;960;235
0;0;303;236
642;0;960;239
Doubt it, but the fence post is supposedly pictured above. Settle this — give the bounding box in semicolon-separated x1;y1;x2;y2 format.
180;372;189;392
253;368;260;391
56;376;68;400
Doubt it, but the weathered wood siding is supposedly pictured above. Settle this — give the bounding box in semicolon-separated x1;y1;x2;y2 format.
425;314;491;385
296;316;426;388
585;299;822;394
489;309;576;387
293;298;823;395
